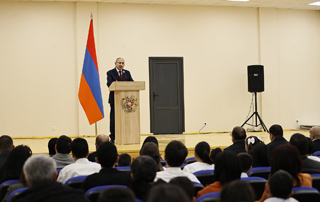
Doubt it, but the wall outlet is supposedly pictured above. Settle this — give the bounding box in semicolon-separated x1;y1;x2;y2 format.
204;122;207;125
296;119;299;123
51;126;56;131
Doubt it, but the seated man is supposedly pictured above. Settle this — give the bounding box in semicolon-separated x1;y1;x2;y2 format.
129;155;157;201
264;170;298;202
88;134;109;162
52;135;75;169
82;142;132;192
224;126;247;154
14;154;88;202
309;126;320;153
267;124;288;156
0;135;14;168
154;140;200;183
117;153;131;167
57;138;101;184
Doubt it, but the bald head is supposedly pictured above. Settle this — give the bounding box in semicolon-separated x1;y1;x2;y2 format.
95;134;109;150
310;126;320;140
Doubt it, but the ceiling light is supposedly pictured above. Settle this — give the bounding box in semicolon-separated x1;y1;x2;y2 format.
308;1;320;6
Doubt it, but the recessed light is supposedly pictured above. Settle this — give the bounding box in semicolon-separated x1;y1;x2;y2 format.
308;1;320;6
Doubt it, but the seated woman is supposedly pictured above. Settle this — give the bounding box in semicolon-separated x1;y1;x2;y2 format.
245;136;270;167
140;142;164;171
257;144;312;202
183;141;214;173
196;151;242;198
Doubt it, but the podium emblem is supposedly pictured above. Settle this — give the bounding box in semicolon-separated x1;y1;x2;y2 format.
121;95;138;113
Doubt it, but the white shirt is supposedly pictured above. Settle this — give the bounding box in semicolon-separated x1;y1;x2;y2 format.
264;197;299;202
308;155;320;162
183;162;214;174
57;158;101;184
154;167;201;183
241;172;249;178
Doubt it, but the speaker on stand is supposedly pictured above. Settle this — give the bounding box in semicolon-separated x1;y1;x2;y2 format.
241;65;268;132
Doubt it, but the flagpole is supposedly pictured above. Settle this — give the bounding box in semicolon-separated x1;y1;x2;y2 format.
95;123;98;136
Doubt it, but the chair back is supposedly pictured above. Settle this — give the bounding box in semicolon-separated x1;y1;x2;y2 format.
85;185;127;202
64;175;88;189
0;180;20;201
7;187;29;202
312;151;320;156
292;186;320;202
248;166;271;180
241;177;267;200
193;170;215;186
301;168;320;174
186;157;196;164
193;181;204;197
195;192;220;202
116;166;131;173
311;174;320;192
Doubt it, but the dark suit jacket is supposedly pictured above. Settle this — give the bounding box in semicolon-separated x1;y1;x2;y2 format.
87;151;96;162
312;139;320;153
267;136;288;156
224;140;246;154
301;155;320;173
107;68;133;104
82;167;132;192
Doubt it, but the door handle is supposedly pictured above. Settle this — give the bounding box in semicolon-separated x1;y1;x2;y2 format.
153;92;159;101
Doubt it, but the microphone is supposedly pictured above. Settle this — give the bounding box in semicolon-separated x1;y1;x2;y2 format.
122;70;127;81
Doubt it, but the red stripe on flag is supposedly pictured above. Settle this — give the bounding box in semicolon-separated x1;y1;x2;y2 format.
86;19;99;75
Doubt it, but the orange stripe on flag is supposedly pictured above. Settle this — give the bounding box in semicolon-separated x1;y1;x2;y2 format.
78;74;104;125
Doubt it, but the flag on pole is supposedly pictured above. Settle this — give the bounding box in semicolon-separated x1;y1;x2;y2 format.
78;18;104;125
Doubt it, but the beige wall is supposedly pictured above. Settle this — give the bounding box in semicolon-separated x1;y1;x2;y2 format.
0;2;319;137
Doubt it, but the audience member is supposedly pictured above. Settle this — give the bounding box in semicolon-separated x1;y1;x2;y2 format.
141;136;159;150
183;141;214;173
57;138;101;184
88;134;109;162
238;152;253;177
224;126;247;154
82;142;132;192
0;145;32;183
257;144;312;202
140;142;164;171
146;184;189;202
48;138;58;157
154;140;200;183
210;147;222;163
245;136;263;156
197;151;242;198
251;143;270;167
306;137;320;162
13;154;89;202
52;135;75;169
219;180;255;202
98;187;135;202
264;170;298;202
267;124;288;156
309;126;320;153
118;153;131;167
2;171;27;202
0;135;14;168
289;133;320;172
129;155;157;201
169;176;195;202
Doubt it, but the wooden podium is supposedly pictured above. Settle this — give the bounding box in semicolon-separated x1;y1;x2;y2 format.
109;81;145;145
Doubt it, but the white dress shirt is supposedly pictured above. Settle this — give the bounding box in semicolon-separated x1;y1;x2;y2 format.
183;162;214;174
154;167;201;183
57;158;101;184
264;197;299;202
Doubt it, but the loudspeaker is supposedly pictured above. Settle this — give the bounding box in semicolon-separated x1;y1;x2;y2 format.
247;65;264;92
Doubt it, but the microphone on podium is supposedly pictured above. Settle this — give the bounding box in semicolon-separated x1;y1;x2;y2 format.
122;70;127;81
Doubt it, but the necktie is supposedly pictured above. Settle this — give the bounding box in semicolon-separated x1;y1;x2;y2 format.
119;71;122;81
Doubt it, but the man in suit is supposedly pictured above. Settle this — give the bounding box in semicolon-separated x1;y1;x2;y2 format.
267;124;288;156
107;57;134;143
224;126;247;154
309;126;320;153
0;135;14;168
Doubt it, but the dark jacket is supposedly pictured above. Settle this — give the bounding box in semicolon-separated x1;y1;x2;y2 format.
13;181;88;202
224;140;246;154
267;136;288;156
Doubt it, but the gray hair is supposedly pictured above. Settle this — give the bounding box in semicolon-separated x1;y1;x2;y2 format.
23;154;57;186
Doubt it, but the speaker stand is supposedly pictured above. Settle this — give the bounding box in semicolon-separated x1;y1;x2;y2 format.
241;92;268;132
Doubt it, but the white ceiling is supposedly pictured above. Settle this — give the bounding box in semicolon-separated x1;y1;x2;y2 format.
4;0;320;10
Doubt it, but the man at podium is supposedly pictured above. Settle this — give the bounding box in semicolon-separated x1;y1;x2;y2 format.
107;57;134;143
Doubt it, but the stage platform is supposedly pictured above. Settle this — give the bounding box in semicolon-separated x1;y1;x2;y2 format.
12;130;309;159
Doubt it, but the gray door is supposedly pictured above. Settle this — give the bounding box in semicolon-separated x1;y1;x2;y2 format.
149;57;185;134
